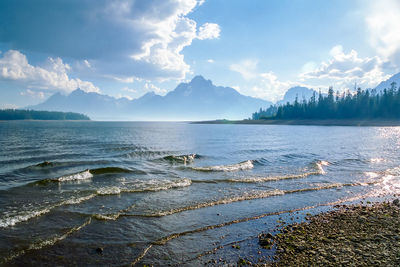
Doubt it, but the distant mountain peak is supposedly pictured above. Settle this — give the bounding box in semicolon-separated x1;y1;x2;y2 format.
189;75;212;86
70;88;86;96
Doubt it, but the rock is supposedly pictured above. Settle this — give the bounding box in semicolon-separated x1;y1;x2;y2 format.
393;199;400;206
95;247;103;254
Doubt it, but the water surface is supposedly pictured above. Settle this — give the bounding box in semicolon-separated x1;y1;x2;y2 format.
1;121;399;265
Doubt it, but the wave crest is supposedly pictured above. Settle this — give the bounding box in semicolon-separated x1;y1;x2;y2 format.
191;160;254;172
57;170;93;182
163;154;198;163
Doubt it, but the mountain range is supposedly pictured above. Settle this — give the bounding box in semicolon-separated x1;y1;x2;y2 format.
29;72;400;120
29;76;271;121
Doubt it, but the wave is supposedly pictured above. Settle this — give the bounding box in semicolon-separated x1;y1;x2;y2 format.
2;178;192;228
224;172;319;183
314;160;329;175
0;194;96;228
191;160;254;172
35;161;53;167
31;166;140;186
162;154;200;163
89;167;138;175
148;189;284;217
2;218;92;264
0;208;51;228
138;182;373;218
57;169;93;182
96;178;192;196
90;180;377;223
191;160;327;184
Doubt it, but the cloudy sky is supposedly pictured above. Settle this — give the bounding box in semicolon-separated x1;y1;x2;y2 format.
0;0;399;108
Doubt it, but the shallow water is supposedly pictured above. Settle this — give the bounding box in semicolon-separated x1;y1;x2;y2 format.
1;121;399;265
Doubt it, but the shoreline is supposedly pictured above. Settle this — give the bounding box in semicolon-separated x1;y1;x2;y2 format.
192;119;400;126
251;199;400;266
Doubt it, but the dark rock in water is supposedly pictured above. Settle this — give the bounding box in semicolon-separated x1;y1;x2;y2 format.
258;233;274;246
96;247;103;254
36;161;53;167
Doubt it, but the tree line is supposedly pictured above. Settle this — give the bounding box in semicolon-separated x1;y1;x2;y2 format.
0;109;90;120
252;82;400;120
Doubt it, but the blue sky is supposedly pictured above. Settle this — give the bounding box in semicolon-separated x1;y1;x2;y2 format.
0;0;399;108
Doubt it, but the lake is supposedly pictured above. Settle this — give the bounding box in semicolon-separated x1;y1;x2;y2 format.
1;121;399;265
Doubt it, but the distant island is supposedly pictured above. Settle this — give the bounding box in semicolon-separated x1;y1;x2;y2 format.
0;109;90;120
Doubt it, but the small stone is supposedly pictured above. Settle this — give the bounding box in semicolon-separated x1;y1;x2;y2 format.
96;247;103;254
393;199;400;206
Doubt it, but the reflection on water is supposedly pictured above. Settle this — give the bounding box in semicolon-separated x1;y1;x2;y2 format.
0;121;399;265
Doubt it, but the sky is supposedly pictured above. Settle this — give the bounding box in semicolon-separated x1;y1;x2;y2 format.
0;0;399;108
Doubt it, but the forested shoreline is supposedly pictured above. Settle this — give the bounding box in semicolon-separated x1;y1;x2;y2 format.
0;109;90;120
253;82;400;120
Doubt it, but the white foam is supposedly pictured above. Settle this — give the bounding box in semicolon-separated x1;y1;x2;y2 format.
227;172;318;183
0;208;51;228
62;194;97;205
192;160;254;172
370;158;384;163
97;186;122;196
152;189;284;216
0;194;95;228
57;170;93;182
93;213;121;220
316;160;329;174
124;178;192;192
364;171;380;179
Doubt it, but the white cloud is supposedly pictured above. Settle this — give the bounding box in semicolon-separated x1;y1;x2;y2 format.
0;50;100;93
197;23;221;40
83;60;91;69
144;82;167;95
20;89;45;99
116;94;133;100
230;59;259;80
207;59;214;63
0;0;217;81
301;45;389;89
121;87;137;93
366;0;400;65
230;59;292;102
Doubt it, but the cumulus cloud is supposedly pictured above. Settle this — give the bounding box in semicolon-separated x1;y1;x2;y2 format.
0;50;99;93
301;45;389;89
0;0;218;81
197;23;221;40
20;89;45;99
230;59;259;80
144;82;167;95
366;0;400;65
230;59;292;102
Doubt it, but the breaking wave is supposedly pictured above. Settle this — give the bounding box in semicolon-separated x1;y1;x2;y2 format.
31;167;139;185
191;160;254;172
95;181;376;221
162;154;200;163
57;169;93;182
0;194;96;228
96;178;192;196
